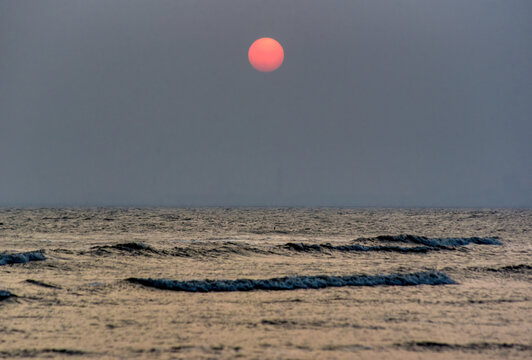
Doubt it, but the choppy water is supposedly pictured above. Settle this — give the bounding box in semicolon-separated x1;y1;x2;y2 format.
0;208;531;359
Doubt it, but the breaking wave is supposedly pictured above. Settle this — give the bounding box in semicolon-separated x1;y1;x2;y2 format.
0;290;16;301
126;271;455;292
399;341;532;352
87;242;272;258
26;279;61;289
169;243;273;257
89;242;158;254
468;264;531;274
364;234;502;247
283;242;435;253
281;234;501;255
0;251;46;266
0;349;86;357
81;234;502;260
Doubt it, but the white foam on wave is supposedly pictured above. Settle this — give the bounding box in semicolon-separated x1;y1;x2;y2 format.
0;251;46;266
127;271;455;292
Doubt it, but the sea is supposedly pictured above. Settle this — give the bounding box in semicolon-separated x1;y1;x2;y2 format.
0;208;530;359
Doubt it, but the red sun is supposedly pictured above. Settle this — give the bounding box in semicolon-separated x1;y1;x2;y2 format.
248;37;284;72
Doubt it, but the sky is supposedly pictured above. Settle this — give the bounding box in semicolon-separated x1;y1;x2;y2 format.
1;0;531;207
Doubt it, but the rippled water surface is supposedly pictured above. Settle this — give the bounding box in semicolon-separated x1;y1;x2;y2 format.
0;208;531;359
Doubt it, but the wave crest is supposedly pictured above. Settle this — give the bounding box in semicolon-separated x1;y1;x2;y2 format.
283;242;434;253
0;251;46;266
169;242;272;258
0;290;16;301
126;271;455;292
89;242;158;255
468;264;531;274
366;234;502;247
399;341;532;351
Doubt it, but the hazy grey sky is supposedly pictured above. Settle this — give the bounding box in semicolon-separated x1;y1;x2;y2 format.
1;0;531;207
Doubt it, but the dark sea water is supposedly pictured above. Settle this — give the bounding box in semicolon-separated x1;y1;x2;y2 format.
0;208;531;359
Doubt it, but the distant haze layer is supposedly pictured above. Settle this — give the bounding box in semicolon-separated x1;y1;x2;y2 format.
0;1;531;207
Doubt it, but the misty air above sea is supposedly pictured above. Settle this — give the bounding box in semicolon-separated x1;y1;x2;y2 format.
0;208;531;359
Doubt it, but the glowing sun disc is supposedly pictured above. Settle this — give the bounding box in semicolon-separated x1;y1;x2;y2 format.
248;37;284;72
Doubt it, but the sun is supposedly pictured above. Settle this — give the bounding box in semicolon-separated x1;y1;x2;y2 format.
248;37;284;72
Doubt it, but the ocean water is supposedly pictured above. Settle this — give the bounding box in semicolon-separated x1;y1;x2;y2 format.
0;208;530;359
